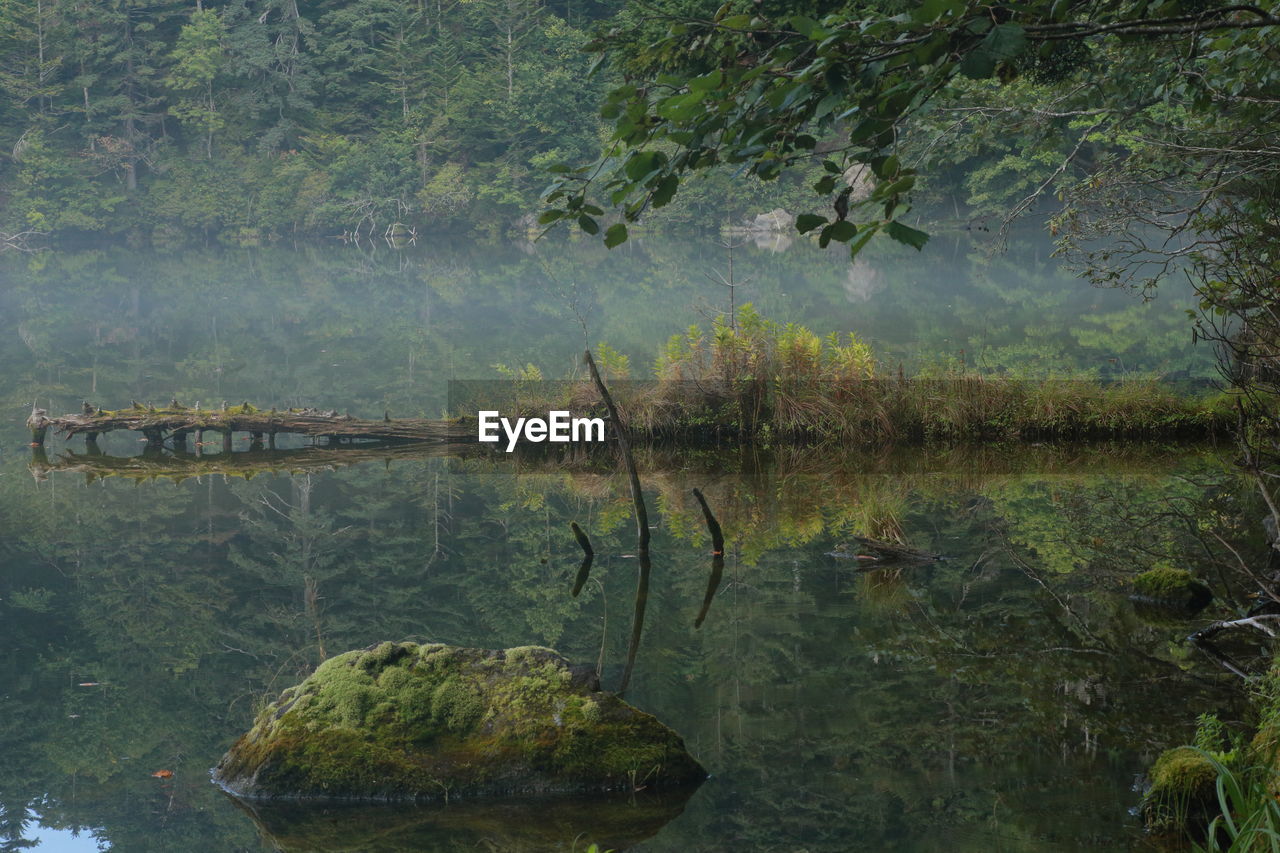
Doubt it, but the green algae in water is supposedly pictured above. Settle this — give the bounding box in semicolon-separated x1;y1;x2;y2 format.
213;642;705;801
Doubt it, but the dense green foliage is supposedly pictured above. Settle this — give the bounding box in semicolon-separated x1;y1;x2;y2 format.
545;0;1280;272
12;0;1276;251
0;0;621;240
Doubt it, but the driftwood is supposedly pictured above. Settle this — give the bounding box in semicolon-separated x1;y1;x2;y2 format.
27;401;471;448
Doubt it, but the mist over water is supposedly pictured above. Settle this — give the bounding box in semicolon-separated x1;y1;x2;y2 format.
0;236;1238;851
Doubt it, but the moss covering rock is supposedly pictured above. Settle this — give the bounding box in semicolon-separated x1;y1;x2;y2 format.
1132;567;1213;610
213;643;706;801
1141;747;1221;832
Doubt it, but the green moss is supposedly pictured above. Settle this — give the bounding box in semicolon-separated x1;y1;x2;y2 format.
1142;747;1220;832
431;680;483;732
1133;567;1212;608
214;643;705;801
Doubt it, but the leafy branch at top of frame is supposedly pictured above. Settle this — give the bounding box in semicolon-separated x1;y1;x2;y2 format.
539;0;1280;256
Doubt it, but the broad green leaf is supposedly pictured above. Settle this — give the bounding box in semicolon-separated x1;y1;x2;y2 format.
578;214;599;235
848;227;877;258
871;155;900;179
913;0;962;23
813;93;844;120
963;23;1026;79
881;175;916;196
652;174;679;207
885;220;929;250
818;220;857;247
795;214;827;234
689;71;724;92
624;151;664;182
604;223;628;248
986;24;1027;60
790;15;827;40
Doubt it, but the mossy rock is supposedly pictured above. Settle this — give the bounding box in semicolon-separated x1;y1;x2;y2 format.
1141;747;1220;832
213;643;706;801
1132;568;1213;611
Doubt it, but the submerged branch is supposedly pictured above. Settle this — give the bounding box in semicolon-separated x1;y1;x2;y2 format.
691;487;727;629
586;348;653;697
570;521;594;557
584;351;649;555
691;488;725;555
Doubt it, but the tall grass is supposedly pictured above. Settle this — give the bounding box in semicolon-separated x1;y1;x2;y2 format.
1194;756;1280;852
512;306;1231;443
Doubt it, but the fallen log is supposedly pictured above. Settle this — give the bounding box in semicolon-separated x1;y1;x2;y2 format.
27;401;473;448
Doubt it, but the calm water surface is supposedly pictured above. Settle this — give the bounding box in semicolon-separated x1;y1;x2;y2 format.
0;236;1247;851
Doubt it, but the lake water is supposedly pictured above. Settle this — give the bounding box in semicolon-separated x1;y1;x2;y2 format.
0;235;1250;851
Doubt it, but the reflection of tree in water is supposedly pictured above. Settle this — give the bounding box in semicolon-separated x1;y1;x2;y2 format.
0;443;1262;850
843;256;882;304
229;474;353;667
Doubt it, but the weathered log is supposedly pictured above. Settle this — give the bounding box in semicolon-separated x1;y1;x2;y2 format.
31;402;472;446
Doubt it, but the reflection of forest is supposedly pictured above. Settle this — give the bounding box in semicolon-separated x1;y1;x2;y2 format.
0;441;1256;851
0;236;1208;444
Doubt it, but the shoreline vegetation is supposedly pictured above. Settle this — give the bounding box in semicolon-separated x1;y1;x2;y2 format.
481;307;1234;445
27;308;1235;454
